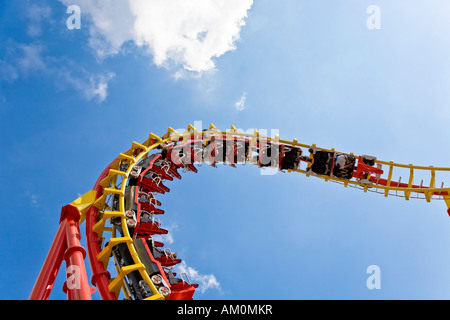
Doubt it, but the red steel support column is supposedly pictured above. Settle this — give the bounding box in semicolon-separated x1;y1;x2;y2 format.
61;205;92;300
29;221;66;300
30;205;93;300
32;158;120;300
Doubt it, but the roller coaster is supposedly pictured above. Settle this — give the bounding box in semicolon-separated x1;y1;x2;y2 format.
29;123;450;300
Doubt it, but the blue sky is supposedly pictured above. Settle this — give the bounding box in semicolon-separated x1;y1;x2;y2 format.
1;0;450;300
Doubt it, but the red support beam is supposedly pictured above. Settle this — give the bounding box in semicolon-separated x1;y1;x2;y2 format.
62;205;92;300
29;220;66;300
29;205;93;300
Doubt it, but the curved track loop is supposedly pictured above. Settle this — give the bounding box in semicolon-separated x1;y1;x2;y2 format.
87;123;450;300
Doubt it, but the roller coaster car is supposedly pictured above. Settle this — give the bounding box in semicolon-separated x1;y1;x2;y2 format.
203;137;249;167
307;149;333;176
138;196;165;215
334;153;356;180
139;171;170;194
135;187;162;208
165;142;198;173
257;141;279;168
256;141;303;171
307;148;356;180
233;138;250;165
353;155;383;184
164;269;198;300
145;160;174;181
136;238;197;300
123;186;167;238
307;149;383;183
135;154;161;172
221;137;250;167
134;213;168;238
127;159;172;194
112;240;172;300
279;145;303;170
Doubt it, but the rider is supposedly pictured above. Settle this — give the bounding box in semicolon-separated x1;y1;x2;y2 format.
335;154;347;170
333;153;355;179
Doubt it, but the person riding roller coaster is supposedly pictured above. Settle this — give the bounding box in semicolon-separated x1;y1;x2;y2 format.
306;148;382;184
306;148;336;177
306;148;352;179
334;153;356;180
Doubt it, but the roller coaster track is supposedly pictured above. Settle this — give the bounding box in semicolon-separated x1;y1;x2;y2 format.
29;123;450;300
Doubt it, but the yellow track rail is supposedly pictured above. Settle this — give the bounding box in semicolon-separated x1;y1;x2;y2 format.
79;123;450;300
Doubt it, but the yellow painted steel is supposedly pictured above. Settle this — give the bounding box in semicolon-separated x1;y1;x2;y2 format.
99;169;127;188
384;162;394;197
70;190;98;223
108;262;146;298
405;165;414;200
71;123;450;300
92;211;125;237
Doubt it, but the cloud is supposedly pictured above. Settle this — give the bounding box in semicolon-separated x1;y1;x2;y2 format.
151;222;221;294
0;60;19;83
58;0;253;73
152;222;178;246
61;69;116;103
0;42;114;103
0;43;47;81
25;4;52;37
235;92;247;111
29;194;38;205
88;73;115;102
175;261;221;294
16;43;47;74
24;191;39;206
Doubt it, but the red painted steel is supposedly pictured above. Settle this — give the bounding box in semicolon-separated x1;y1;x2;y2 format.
30;205;93;300
29;220;66;300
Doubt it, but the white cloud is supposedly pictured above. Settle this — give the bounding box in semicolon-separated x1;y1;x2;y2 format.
0;42;114;103
235;92;247;111
0;60;19;82
0;43;47;81
153;222;178;246
24;192;39;206
151;222;221;294
59;0;253;73
62;70;116;103
17;43;47;74
175;261;221;294
29;194;38;205
88;73;115;102
25;4;52;37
